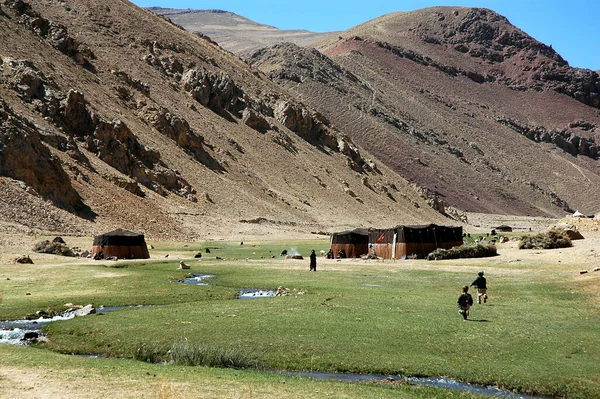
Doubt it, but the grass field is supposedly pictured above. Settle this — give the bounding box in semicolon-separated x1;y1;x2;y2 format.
1;237;599;398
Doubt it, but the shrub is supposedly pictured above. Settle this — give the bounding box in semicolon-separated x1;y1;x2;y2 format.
427;243;497;260
32;240;75;256
133;341;170;364
518;229;572;250
134;340;261;369
169;340;261;369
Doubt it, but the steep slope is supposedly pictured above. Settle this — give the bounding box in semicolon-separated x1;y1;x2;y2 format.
0;0;449;239
249;6;600;217
148;7;333;56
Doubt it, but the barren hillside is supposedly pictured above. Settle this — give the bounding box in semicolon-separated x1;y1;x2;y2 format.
249;7;600;218
0;0;449;240
149;7;333;57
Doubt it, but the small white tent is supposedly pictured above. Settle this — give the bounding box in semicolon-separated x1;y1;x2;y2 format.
572;210;585;218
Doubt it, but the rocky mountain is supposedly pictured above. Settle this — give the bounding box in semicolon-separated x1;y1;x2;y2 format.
0;0;448;239
249;7;600;217
148;7;333;57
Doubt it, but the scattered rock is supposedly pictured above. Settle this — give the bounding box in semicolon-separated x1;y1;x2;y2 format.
13;255;33;264
178;260;190;269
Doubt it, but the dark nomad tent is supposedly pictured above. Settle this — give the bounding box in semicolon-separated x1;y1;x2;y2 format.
369;224;463;259
330;228;370;258
91;228;150;259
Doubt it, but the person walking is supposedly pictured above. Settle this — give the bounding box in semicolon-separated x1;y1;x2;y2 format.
309;249;317;271
470;270;488;304
457;285;473;320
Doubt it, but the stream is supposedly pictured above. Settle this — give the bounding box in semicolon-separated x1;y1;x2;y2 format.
280;371;543;399
0;278;545;398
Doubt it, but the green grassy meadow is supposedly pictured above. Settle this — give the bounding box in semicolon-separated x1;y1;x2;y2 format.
1;237;599;398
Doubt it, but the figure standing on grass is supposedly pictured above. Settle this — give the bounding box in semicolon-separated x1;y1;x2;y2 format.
457;285;473;320
309;249;317;271
470;270;488;304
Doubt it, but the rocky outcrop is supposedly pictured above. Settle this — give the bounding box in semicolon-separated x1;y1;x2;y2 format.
3;0;95;70
139;104;224;172
182;68;245;117
409;8;600;109
53;90;197;200
2;54;198;200
241;108;270;132
0;100;88;213
143;40;185;80
498;118;599;159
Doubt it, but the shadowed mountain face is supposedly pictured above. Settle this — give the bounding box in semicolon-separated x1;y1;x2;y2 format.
0;0;450;238
249;7;600;217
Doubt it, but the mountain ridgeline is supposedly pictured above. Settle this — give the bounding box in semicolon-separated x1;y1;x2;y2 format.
248;7;600;217
0;0;449;239
0;1;599;239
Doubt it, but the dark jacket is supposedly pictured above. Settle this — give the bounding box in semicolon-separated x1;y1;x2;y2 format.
457;293;473;309
470;276;487;289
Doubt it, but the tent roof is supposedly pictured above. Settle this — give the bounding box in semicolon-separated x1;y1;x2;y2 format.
98;228;144;237
93;228;147;247
332;228;371;236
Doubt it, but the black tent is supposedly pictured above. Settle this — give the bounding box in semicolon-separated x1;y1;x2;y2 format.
330;228;370;258
91;228;150;259
370;224;463;259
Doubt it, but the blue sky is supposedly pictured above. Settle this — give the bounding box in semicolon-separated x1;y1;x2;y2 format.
132;1;599;70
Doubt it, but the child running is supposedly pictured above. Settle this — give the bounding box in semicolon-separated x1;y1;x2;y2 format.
457;285;473;321
470;270;488;304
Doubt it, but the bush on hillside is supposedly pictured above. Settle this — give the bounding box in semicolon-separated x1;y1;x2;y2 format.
427;243;497;260
518;228;572;250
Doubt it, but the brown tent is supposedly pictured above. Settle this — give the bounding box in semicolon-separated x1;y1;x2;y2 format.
330;228;370;258
91;228;150;259
369;224;463;259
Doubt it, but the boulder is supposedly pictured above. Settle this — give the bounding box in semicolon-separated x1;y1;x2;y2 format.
13;255;33;264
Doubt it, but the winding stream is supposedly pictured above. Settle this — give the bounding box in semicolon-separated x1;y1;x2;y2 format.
280;371;543;399
0;278;545;398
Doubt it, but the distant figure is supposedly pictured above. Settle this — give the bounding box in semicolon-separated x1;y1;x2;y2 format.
205;248;211;254
280;249;288;256
457;285;473;321
179;260;190;270
194;252;202;259
470;270;488;304
164;254;169;258
240;241;244;246
327;248;334;259
320;250;326;257
338;249;347;259
309;249;317;271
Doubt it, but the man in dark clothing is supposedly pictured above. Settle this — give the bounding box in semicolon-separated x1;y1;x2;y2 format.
457;285;473;320
470;270;488;304
309;249;317;271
